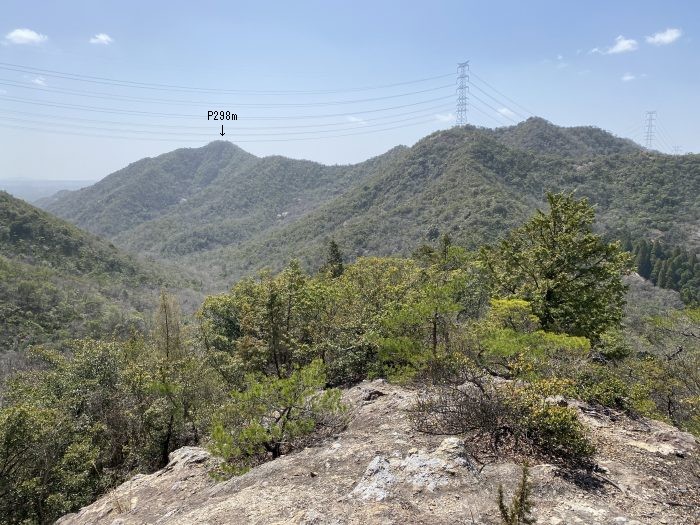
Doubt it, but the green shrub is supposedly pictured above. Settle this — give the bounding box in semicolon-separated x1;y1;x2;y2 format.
324;343;379;387
520;402;594;467
575;366;631;410
210;360;345;477
411;367;595;468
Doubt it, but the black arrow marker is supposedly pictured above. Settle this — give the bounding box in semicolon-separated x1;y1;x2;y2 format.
219;125;225;136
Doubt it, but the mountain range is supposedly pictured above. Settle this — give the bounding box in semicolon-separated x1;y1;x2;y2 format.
38;117;700;287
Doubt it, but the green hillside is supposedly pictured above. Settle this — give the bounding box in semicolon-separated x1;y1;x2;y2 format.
38;141;258;237
41;119;700;286
167;125;700;283
0;191;187;357
488;117;641;158
42;141;406;257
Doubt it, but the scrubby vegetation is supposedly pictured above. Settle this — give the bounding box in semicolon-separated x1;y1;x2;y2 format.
1;192;698;524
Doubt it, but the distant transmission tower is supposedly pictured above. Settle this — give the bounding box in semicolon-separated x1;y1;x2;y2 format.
456;61;469;126
644;110;657;149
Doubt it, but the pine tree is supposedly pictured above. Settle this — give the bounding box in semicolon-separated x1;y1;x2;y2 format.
438;233;452;264
155;290;182;359
620;231;633;253
657;261;670;288
650;259;664;285
664;258;679;289
634;241;652;279
325;239;345;278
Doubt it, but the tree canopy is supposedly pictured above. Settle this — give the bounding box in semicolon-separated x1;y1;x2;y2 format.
481;193;631;340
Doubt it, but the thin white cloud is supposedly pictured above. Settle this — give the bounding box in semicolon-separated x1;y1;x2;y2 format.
591;35;638;55
621;73;636;82
346;116;366;125
646;28;682;46
0;89;6;95
435;113;456;123
89;33;114;45
4;28;48;45
497;108;516;118
32;76;47;86
607;35;638;54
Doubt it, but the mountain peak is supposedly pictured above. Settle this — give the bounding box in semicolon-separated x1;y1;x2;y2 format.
202;140;250;154
492;116;641;158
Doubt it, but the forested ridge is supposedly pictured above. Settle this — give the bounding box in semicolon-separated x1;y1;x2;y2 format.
40;118;700;286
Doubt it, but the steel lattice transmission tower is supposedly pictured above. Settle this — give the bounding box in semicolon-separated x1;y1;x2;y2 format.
456;61;469;126
644;110;657;149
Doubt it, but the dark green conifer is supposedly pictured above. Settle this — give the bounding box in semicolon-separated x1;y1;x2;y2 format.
325;239;345;278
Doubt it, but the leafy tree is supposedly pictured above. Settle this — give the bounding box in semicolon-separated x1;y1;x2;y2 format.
0;314;224;523
481;192;631;340
200;256;427;387
376;243;488;380
199;261;318;382
640;308;700;433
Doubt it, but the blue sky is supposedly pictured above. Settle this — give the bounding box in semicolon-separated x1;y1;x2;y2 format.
0;1;697;181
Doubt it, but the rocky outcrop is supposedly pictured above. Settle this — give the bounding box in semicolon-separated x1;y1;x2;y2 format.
57;380;700;524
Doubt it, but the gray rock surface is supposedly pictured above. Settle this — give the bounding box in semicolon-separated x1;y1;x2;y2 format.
56;380;700;524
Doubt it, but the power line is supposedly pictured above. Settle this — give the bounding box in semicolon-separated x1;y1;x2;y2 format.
469;71;535;116
0;103;454;131
0;78;453;108
655;122;676;154
0;94;455;119
0;116;442;143
0;110;453;137
469;92;518;124
0;62;453;95
0;61;544;144
467;80;527;120
468;100;511;126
